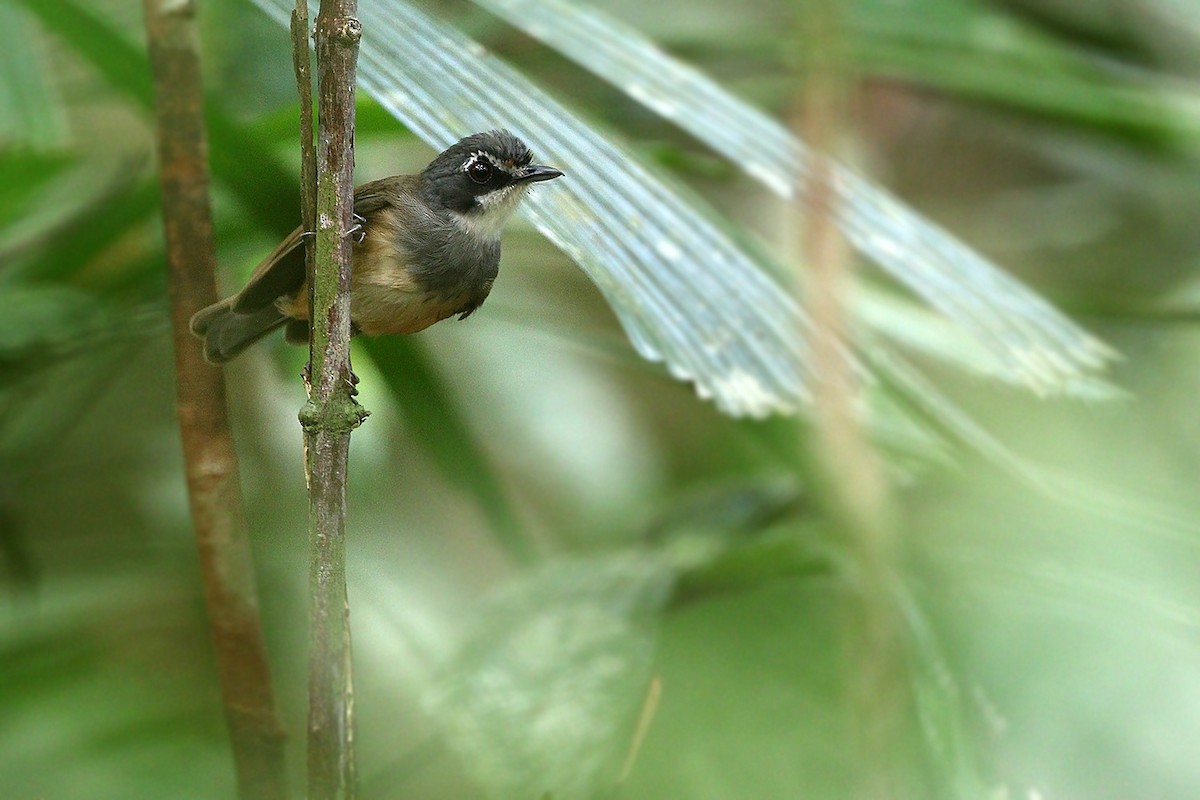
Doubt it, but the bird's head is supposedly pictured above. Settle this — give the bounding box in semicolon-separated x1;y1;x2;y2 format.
421;130;563;238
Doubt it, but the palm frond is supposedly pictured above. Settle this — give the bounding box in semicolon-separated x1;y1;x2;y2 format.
472;0;1118;396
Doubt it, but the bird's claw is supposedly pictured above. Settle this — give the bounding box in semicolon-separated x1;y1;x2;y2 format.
346;213;367;244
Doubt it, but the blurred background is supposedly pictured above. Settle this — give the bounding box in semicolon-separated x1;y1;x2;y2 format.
3;0;1200;797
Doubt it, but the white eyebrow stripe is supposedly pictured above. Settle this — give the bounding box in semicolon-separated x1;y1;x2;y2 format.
462;150;518;176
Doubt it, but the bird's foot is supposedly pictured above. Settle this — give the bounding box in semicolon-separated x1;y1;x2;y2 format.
346;213;367;244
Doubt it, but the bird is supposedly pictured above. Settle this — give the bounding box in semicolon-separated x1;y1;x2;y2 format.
190;130;563;363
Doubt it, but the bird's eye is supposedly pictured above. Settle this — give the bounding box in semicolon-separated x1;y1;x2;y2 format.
467;159;493;184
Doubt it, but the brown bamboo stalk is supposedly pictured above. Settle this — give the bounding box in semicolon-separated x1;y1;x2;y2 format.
142;1;288;798
295;0;367;796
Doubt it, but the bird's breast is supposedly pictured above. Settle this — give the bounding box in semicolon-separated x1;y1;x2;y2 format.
348;207;500;335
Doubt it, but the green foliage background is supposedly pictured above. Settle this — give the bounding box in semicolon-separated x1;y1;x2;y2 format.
3;0;1200;797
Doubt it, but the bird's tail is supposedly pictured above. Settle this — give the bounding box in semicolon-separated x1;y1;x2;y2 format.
189;298;288;364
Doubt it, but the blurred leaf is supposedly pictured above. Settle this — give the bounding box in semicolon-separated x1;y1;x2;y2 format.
0;3;66;146
640;478;830;603
362;337;531;563
429;552;676;800
857;285;1121;400
7;0;153;106
250;96;416;144
619;578;854;799
0;286;129;476
7;176;160;285
644;476;806;541
897;586;999;798
0;486;35;594
424;481;838;799
0;148;73;233
14;0;297;232
866;350;1040;478
0;574;237;799
471;0;1117;397
670;528;828;603
0;284;110;361
850;0;1200;142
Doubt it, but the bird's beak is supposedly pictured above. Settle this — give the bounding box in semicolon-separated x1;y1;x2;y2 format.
515;164;564;184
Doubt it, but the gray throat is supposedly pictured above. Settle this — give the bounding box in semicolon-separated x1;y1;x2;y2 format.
408;208;502;300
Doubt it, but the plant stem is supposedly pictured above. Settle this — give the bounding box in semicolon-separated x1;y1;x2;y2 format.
795;3;907;798
291;0;317;265
142;1;287;798
295;0;367;797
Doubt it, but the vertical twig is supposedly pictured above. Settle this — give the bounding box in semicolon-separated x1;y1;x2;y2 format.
142;1;287;798
293;0;367;797
291;0;317;274
795;3;907;799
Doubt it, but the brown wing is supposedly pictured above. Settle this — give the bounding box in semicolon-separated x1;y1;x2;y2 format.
351;175;411;217
230;175;417;314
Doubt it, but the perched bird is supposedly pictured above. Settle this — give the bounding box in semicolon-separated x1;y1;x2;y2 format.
190;130;563;363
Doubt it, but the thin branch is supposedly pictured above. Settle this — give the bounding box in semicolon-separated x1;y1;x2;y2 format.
291;0;317;265
142;1;287;798
795;3;906;799
294;0;367;796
